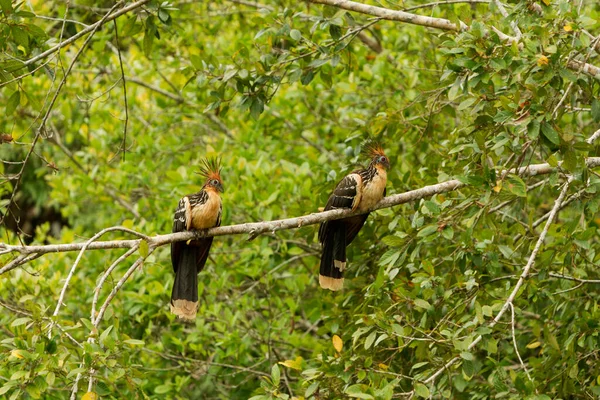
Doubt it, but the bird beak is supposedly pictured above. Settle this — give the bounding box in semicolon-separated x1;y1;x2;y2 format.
218;183;225;193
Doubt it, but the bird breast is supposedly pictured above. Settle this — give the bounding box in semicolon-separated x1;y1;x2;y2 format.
358;168;387;211
190;191;221;229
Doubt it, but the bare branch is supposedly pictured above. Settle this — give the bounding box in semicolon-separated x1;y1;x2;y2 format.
307;0;465;31
91;245;140;322
567;60;600;79
548;273;600;284
587;128;600;144
403;0;490;12
48;227;148;337
2;158;599;272
94;250;155;326
490;0;521;39
509;303;535;388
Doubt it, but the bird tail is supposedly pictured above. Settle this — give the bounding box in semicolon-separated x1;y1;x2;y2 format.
170;244;200;320
319;221;346;291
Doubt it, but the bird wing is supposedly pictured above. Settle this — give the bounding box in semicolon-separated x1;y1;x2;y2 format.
171;197;189;273
194;203;221;273
318;173;363;243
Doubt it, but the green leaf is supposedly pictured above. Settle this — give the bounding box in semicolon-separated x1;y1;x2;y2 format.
417;225;437;237
290;29;301;41
364;331;377;349
139;240;149;258
123;339;145;345
45;337;57;354
250;98;264;119
592;99;600;122
0;384;13;396
527;119;540;139
305;382;319;397
154;385;171;394
329;24;342;40
143;27;155;57
345;384;374;399
0;0;12;15
506;174;527;197
381;236;403;247
6;91;20;115
414;299;431;310
541;122;560;145
11;26;28;47
271;364;280;385
11;317;30;327
414;383;430;398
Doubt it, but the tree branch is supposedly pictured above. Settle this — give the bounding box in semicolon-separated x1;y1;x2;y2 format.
490;0;521;39
2;158;599;275
307;0;465;31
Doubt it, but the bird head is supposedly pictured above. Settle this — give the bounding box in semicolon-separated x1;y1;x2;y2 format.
366;143;390;170
197;157;224;193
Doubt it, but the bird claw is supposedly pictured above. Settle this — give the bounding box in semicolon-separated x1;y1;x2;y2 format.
247;229;259;241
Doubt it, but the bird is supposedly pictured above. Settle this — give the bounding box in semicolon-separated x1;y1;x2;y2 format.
170;158;223;320
318;145;390;291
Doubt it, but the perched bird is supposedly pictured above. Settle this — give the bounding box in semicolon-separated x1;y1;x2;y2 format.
318;145;390;291
170;158;223;320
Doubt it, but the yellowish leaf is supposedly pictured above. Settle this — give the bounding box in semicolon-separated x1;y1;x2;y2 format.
10;349;23;359
537;55;549;67
278;356;303;371
541;0;550;5
82;392;99;400
378;363;389;371
564;24;573;32
332;335;343;353
526;341;541;349
493;181;502;193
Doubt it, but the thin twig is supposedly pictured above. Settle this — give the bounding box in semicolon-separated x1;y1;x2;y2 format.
113;20;129;161
94;249;155;326
91;245;140;323
407;177;573;397
48;226;149;338
490;0;522;39
509;303;535;388
0;301;83;348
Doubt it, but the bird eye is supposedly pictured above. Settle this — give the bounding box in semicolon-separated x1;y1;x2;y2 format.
211;179;219;185
379;156;387;163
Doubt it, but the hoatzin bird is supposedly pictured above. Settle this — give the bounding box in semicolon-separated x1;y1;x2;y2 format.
318;145;390;291
170;158;223;320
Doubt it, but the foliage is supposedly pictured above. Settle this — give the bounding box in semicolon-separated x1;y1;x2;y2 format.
1;0;600;399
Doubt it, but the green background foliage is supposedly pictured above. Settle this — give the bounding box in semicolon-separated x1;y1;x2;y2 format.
1;0;600;398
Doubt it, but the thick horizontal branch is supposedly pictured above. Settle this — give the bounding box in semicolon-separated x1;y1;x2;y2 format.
307;0;464;31
2;157;599;269
567;60;600;79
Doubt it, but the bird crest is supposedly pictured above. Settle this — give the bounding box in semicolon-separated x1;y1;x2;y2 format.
197;157;222;182
364;142;387;159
